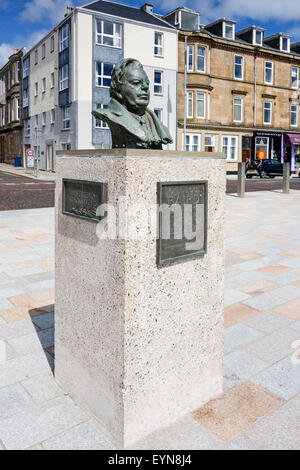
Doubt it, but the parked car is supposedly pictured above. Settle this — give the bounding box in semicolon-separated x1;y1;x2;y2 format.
246;159;286;178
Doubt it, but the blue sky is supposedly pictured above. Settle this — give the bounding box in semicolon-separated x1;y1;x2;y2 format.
1;0;300;67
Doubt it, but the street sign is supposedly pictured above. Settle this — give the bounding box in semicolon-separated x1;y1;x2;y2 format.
26;149;35;168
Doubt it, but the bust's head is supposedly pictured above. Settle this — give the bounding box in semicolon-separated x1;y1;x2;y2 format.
110;59;150;116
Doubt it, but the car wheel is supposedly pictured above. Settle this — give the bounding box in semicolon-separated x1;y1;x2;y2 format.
246;175;252;179
260;170;267;179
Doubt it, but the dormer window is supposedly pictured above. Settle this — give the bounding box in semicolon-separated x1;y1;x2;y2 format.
254;30;263;46
281;36;290;52
223;21;234;40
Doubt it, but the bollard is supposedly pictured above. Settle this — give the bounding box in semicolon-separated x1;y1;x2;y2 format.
238;162;246;197
283;162;290;194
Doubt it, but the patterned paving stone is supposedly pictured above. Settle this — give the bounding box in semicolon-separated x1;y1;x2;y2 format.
224;350;269;390
251;357;300;400
224;323;263;354
8;328;54;356
129;415;222;450
243;292;285;311
256;265;291;276
221;437;256;450
0;352;51;388
224;290;251;307
243;394;300;450
21;373;63;403
192;381;284;442
0;396;88;450
244;327;300;364
0;383;33;419
224;303;260;328
270;285;300;301
32;313;54;330
290;320;300;332
238;279;280;296
43;421;115;450
273;297;300;319
243;311;293;333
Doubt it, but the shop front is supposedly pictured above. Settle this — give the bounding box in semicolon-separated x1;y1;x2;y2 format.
253;131;282;162
283;133;300;174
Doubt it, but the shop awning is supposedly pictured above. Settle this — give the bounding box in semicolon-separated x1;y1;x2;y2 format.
285;133;300;145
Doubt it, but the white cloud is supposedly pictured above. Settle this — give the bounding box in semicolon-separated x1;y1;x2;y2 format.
0;43;15;68
0;29;48;68
19;0;72;24
160;0;300;25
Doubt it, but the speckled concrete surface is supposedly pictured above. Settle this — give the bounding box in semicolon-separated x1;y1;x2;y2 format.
0;189;300;449
55;151;226;447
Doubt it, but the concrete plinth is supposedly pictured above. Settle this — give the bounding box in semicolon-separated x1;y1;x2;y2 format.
55;149;226;448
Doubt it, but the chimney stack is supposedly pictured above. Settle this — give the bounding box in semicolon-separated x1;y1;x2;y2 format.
141;3;154;14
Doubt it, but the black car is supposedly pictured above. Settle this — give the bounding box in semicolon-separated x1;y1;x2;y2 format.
246;159;285;178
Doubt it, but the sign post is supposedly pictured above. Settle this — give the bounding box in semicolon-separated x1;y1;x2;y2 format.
25;148;35;174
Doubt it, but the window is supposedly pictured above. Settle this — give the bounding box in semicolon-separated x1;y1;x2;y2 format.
42;43;45;59
292;67;299;89
184;133;201;152
204;134;216;152
42;78;46;93
59;64;69;91
255;137;269;159
154;70;163;94
59;23;69;52
254;30;262;46
265;62;273;84
96;20;121;48
23;57;29;78
233;97;243;122
222;136;238;160
42;112;46;126
154;108;163;121
95;104;108;128
154;32;163;56
16;97;20;121
35;115;38;128
197;46;206;72
187;45;194;72
96;62;113;88
25;119;30;135
51;109;55;124
34;82;38;97
263;101;272;124
23;88;29;108
11;64;15;85
234;55;243;80
16;61;21;82
50;35;55;52
187;91;193;118
196;91;205;118
291;104;298;127
223;22;234;39
62;106;70;129
281;36;290;52
61;143;71;151
51;72;55;88
34;49;38;65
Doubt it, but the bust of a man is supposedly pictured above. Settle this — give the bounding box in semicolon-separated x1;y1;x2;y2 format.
92;58;173;149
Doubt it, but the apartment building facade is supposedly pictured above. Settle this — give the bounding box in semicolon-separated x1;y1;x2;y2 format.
164;7;300;172
23;1;178;170
0;49;23;165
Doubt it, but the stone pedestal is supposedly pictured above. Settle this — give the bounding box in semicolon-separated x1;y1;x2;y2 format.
55;149;226;448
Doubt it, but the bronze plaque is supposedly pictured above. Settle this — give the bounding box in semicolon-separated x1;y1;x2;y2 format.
62;179;107;222
157;181;207;265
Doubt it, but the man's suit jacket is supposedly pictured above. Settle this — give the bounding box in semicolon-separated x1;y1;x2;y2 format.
92;98;173;149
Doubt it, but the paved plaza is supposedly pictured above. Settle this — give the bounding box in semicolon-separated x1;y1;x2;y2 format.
0;190;299;450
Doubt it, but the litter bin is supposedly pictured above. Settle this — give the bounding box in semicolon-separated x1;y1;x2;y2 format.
14;156;21;167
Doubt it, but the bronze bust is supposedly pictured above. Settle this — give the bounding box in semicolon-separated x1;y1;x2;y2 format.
92;58;173;149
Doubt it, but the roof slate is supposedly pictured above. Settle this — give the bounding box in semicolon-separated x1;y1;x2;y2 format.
82;0;175;29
